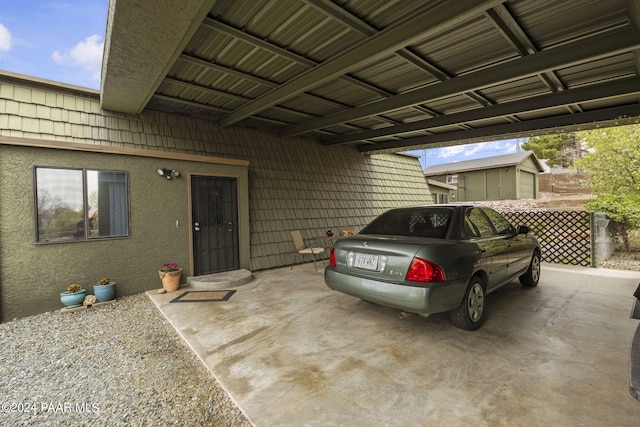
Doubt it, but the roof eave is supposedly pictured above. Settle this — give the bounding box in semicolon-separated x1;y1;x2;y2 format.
100;0;215;114
423;151;544;176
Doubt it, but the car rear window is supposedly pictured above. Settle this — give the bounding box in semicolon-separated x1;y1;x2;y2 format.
360;208;452;238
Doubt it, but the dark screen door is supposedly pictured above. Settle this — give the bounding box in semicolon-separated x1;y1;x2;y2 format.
192;176;239;275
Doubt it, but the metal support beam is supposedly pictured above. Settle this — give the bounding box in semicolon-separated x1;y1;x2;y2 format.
174;55;355;113
218;0;504;127
306;0;493;112
280;27;640;137
360;103;640;154
486;4;579;113
322;77;640;145
202;17;398;100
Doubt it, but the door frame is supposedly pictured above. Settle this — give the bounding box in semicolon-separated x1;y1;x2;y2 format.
188;171;250;276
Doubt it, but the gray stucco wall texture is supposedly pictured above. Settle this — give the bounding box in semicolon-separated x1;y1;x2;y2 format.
0;144;249;320
0;77;431;320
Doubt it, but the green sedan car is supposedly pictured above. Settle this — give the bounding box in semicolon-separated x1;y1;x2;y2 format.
324;205;541;330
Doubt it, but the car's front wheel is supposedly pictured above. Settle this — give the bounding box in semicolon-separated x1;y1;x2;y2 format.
449;276;485;331
519;251;541;287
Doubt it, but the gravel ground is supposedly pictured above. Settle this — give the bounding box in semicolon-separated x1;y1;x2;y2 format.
600;243;640;272
0;293;251;427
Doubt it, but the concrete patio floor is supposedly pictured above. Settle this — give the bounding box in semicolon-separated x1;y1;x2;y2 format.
147;263;640;426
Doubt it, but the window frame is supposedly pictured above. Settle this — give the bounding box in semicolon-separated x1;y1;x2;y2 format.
464;207;496;238
481;207;516;235
360;207;453;238
33;166;131;244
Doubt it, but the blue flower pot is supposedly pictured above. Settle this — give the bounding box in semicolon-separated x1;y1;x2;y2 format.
93;282;116;302
60;290;86;308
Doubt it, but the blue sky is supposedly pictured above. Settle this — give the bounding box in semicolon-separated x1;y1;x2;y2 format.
411;139;525;169
0;0;108;90
0;1;521;165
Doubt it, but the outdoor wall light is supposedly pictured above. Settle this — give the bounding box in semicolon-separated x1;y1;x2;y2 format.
157;168;180;180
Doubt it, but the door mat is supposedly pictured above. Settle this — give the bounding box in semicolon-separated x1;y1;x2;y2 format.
170;290;236;303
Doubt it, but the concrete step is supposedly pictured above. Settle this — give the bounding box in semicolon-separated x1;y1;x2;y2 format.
186;269;253;290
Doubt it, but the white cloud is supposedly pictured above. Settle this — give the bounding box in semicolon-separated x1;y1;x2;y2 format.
460;141;518;157
438;145;467;158
462;144;484;157
416;138;524;168
0;23;12;51
51;34;103;82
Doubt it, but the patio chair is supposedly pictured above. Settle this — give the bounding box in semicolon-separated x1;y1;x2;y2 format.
290;230;326;271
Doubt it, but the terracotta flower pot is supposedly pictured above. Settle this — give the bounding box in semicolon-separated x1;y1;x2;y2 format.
159;269;182;292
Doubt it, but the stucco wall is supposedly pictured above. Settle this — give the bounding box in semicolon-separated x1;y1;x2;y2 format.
0;144;249;320
0;75;431;320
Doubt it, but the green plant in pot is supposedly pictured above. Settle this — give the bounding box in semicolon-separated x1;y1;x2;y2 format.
93;277;116;302
158;263;182;292
60;283;87;308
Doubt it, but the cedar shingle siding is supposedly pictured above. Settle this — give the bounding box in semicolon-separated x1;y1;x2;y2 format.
0;76;431;320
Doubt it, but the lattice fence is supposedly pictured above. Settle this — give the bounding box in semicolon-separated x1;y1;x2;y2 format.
501;211;592;266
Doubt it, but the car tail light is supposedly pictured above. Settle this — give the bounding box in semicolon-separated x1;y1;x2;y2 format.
329;248;336;267
406;257;445;282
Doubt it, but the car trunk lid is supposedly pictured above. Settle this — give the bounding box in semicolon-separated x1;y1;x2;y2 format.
332;234;441;284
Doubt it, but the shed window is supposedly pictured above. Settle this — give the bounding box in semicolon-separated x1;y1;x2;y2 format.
34;167;130;243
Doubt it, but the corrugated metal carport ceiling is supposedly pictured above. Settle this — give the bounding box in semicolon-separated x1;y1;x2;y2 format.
111;0;640;154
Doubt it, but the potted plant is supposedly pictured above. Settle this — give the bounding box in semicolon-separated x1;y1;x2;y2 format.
158;263;182;292
93;277;116;302
60;283;86;308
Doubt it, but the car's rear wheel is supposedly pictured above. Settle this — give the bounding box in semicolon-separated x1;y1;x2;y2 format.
519;251;541;287
449;276;485;331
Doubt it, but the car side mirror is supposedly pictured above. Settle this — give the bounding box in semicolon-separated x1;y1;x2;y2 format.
517;225;530;235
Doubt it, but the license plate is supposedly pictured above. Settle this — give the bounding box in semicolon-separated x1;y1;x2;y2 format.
354;253;379;270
